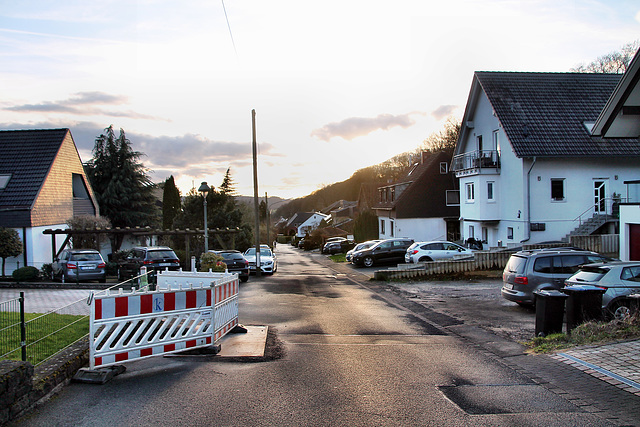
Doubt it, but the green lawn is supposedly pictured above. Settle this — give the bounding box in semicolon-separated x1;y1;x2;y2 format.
0;311;89;365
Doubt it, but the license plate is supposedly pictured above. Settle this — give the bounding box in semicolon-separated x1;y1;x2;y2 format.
504;283;513;290
159;263;172;267
81;265;95;270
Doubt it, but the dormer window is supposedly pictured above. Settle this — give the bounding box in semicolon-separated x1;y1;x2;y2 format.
0;174;10;189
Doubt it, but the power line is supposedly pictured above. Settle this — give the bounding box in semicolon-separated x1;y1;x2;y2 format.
221;0;238;58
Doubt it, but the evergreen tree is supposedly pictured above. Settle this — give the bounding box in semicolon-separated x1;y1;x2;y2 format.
219;168;236;196
353;210;379;242
162;175;182;229
84;125;158;249
0;227;22;277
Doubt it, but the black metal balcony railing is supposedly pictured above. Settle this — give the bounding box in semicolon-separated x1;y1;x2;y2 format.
451;150;501;172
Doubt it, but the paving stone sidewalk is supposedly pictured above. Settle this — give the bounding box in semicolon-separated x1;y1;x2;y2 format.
551;340;640;397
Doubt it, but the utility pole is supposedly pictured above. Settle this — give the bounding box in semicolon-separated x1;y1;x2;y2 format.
252;109;261;276
265;192;270;248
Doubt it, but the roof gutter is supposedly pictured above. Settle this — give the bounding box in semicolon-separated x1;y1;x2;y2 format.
521;157;537;244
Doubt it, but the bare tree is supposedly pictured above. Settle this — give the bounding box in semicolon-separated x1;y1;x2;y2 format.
571;40;640;74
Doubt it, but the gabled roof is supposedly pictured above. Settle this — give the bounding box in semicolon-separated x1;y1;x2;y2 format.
592;48;640;138
0;128;70;210
459;72;640;157
286;212;315;227
373;151;458;219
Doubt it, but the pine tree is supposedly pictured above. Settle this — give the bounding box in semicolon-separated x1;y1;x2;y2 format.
84;125;158;248
162;176;182;229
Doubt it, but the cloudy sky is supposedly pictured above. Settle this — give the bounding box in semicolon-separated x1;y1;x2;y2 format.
1;1;639;199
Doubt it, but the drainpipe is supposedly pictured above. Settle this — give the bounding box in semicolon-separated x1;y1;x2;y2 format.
521;157;537;243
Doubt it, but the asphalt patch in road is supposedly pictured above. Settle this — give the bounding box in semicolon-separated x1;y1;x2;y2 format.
439;384;581;415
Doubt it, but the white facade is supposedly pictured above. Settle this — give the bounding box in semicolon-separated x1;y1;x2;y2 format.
296;213;330;237
379;217;447;242
4;224;69;273
457;89;640;248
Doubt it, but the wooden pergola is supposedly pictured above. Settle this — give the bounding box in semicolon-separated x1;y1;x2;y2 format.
43;226;241;268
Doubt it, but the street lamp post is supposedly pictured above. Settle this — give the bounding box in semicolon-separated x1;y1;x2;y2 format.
198;182;209;252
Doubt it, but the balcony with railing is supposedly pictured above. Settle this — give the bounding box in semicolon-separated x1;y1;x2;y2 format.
451;150;500;176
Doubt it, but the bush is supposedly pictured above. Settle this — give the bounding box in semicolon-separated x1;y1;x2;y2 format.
12;266;41;282
106;261;119;276
41;263;53;280
199;252;227;272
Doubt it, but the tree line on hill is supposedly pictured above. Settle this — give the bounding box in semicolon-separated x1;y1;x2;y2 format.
274;117;460;219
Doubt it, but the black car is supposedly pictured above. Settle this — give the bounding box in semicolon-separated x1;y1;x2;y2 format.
118;246;181;281
209;250;250;282
351;238;414;267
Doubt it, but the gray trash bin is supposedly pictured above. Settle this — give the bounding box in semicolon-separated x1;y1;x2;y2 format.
562;285;606;334
533;289;568;337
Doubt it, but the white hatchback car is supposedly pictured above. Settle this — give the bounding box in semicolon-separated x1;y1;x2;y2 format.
405;241;473;263
244;247;277;274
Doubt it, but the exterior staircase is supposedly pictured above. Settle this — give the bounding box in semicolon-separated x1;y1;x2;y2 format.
562;213;617;242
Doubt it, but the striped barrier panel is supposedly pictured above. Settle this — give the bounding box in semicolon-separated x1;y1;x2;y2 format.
157;269;236;290
89;273;240;369
214;274;240;341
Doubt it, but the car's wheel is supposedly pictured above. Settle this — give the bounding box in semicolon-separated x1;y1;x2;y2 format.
363;256;374;268
608;300;632;321
418;256;433;262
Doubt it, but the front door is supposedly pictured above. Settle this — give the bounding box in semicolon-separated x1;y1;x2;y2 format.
593;179;608;213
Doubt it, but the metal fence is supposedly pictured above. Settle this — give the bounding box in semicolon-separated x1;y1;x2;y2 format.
0;272;154;367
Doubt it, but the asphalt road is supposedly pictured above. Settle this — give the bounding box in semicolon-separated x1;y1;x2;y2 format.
16;245;613;426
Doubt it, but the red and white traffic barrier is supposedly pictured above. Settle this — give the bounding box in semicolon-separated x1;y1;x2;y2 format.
89;271;240;369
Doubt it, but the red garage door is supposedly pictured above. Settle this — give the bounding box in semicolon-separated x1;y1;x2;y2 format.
631;224;640;261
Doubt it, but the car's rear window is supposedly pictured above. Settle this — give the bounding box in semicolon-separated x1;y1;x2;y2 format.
222;253;243;260
147;250;177;260
570;266;608;282
71;253;101;261
505;255;527;274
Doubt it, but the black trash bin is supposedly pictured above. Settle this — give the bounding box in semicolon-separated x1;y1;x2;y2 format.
562;285;606;334
533;289;568;337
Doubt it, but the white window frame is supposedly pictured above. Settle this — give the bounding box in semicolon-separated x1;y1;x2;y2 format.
487;181;495;202
465;182;475;202
551;178;566;202
507;227;514;240
380;219;385;235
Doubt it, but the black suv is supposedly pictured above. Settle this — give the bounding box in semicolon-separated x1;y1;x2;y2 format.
209;250;250;282
118;246;181;280
352;238;414;267
501;248;611;306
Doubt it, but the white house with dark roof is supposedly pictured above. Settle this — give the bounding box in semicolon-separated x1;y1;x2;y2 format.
452;71;640;248
590;49;640;261
285;212;330;238
0;129;99;274
372;151;460;242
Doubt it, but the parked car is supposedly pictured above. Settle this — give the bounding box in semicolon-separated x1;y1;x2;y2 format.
405;241;473;263
322;241;344;255
501;248;611;306
118;246;181;280
346;240;381;262
208;250;250;282
52;249;106;283
565;261;640;320
244;247;277;274
351;238;414;268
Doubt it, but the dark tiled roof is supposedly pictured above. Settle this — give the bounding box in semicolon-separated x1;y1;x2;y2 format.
476;72;640;157
374;151;458;219
0;129;69;209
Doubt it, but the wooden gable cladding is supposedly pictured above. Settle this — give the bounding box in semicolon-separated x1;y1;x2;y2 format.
31;131;97;226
